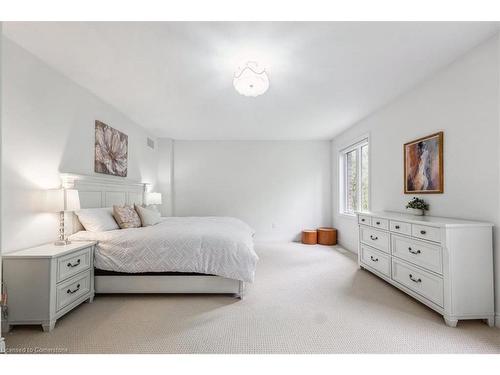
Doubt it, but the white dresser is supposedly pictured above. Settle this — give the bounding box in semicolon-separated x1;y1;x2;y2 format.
357;211;494;327
2;241;96;332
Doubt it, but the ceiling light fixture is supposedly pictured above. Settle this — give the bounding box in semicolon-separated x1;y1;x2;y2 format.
233;61;269;97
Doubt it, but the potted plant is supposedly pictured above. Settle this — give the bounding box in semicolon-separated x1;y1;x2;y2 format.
405;197;429;216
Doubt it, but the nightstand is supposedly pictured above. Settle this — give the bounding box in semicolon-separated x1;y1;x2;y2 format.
2;241;96;332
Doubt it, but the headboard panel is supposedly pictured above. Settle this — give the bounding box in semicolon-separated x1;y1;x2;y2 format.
61;173;147;234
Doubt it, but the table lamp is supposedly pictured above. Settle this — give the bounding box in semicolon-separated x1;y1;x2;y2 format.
46;189;80;245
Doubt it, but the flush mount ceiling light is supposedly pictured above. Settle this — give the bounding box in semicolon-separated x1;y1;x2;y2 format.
233;61;269;97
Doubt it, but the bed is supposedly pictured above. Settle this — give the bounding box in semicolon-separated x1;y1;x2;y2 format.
62;173;258;298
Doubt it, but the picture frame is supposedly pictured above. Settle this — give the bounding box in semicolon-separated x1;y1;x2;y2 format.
94;120;128;177
404;131;443;194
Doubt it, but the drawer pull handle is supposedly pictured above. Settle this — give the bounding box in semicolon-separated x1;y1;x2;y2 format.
370;235;378;241
67;259;81;268
67;284;81;294
408;247;421;255
361;219;365;222
408;274;422;283
376;221;380;225
395;225;400;229
370;256;379;262
420;230;426;235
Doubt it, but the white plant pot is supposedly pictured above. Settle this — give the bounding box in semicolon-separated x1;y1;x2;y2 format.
406;207;424;216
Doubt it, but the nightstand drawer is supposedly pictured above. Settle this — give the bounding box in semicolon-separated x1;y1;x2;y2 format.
57;246;92;282
56;270;91;311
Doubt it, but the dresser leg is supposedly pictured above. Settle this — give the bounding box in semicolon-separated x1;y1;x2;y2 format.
0;337;5;354
444;316;458;327
42;320;56;332
484;317;494;327
87;293;95;303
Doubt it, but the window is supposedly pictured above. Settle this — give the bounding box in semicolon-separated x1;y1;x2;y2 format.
339;138;369;215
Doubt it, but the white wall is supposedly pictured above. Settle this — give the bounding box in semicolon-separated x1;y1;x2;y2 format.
157;138;174;217
331;36;500;315
1;37;158;253
0;22;5;345
172;140;332;241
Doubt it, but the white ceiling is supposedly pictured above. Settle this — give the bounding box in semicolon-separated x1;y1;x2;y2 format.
3;22;500;140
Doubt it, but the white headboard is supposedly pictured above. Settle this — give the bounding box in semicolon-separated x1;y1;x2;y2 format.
61;173;147;234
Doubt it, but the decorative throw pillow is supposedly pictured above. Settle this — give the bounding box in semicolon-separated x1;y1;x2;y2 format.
113;205;142;229
135;204;161;227
75;207;119;232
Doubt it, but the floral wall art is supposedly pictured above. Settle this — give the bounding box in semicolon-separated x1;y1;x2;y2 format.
404;132;443;193
94;120;128;177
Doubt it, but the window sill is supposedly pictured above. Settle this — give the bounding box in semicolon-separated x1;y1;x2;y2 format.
338;212;357;220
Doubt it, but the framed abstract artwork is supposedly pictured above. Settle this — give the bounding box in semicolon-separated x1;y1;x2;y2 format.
404;132;443;194
94;120;128;177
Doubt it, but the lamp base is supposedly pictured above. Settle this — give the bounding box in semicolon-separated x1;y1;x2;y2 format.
54;240;71;246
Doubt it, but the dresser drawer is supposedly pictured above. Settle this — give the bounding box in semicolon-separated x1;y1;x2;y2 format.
56;270;91;311
358;215;371;226
389;220;412;236
371;217;389;230
392;235;443;274
392;259;443;307
412;224;441;243
360;245;390;277
57;246;92;283
360;227;390;253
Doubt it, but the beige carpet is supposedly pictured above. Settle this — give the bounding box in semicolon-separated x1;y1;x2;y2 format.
4;243;500;353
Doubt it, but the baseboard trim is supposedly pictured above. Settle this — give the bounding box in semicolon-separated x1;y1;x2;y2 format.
337;241;357;255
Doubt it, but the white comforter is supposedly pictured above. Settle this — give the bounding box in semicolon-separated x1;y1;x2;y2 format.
69;217;258;282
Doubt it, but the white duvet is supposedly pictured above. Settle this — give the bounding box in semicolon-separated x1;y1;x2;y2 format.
69;217;258;282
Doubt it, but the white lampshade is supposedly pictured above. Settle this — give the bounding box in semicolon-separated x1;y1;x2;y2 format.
233;61;269;97
45;189;80;212
45;189;64;213
145;192;162;205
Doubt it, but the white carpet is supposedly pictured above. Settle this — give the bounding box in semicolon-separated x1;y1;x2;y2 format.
4;243;500;353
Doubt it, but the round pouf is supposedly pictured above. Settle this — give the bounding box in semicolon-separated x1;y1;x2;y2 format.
301;230;317;245
317;227;337;245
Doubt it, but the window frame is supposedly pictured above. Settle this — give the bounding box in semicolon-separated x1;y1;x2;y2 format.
338;134;370;217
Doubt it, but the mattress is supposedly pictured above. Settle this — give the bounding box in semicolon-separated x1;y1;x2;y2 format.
69;216;258;282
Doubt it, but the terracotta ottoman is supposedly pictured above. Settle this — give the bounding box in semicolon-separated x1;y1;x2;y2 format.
317;227;337;245
301;230;317;245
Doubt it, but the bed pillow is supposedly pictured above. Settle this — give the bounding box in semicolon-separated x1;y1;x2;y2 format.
113;205;142;229
145;204;159;213
75;207;119;232
135;204;161;227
